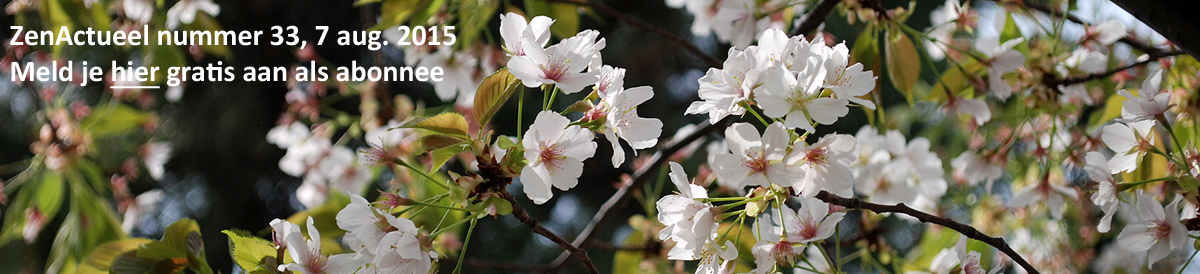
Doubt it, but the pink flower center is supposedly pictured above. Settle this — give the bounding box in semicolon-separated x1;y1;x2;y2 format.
539;145;565;169
540;58;570;82
797;216;820;241
743;151;769;173
770;240;796;264
1152;220;1174;240
804;148;829;167
304;246;331;273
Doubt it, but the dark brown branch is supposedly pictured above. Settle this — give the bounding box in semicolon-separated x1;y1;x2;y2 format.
549;119;732;271
441;257;553;272
789;0;840;37
1011;0;1168;55
813;191;1041;274
544;0;723;68
499;189;600;274
1058;50;1186;86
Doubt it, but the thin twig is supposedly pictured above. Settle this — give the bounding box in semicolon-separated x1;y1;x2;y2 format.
543;0;723;68
1058;50;1186;86
549;119;732;271
499;189;600;274
789;0;840;37
813;190;1041;274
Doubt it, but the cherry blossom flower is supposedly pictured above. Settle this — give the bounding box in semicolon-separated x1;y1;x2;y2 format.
520;111;597;204
945;96;991;125
694;239;738;274
1085;152;1119;233
976;37;1025;101
123;0;154;24
883;138;948;200
499;12;553;57
595;65;625;97
1102;120;1156;174
418;50;479;105
1119;69;1171;122
336;194;418;255
820;42;877;109
122;189;163;233
1008;177;1078;219
508;30;602;94
166;0;220;29
267;122;311;149
277;217;362;274
751;212;801;274
782;196;846;243
925;0;963;61
711;122;795;188
685;47;763;123
712;0;766;49
788;134;857;197
23;207;45;244
951;151;1003;191
364;120;416;148
600;86;662;167
371;217;433;274
296;145;370;208
1116;192;1187;269
657;162;717;260
142;142;172;181
1085;20;1127;46
759;61;849;133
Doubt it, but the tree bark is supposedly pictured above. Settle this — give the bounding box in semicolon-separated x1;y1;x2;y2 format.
1108;0;1200;57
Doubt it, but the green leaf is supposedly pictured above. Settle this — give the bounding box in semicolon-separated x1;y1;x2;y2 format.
928;59;981;102
474;68;522;126
1091;95;1127;128
34;172;64;224
403;112;470;137
80;103;151;138
525;0;580;39
421;134;467;152
456;0;501;48
138;219;201;260
429;143;468;173
222;230;277;272
76;239;153;274
885;26;921;106
110;251;160;274
375;0;421;30
851;25;879;72
1000;13;1021;44
409;0;447;26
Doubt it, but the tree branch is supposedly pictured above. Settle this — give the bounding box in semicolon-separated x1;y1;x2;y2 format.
549;119;732;271
789;0;840;37
499;189;600;274
1058;50;1185;86
813;191;1041;274
544;0;723;68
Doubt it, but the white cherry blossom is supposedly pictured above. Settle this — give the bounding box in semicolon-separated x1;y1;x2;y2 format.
1116;193;1187;269
657;162;717;260
336;194;417;255
373;219;434;274
759;61;849;133
277;217;362;274
1008;178;1078;219
686;48;763;123
1085;152;1119;233
1120;69;1171;122
782;196;845;243
600;86;663;167
166;0;220;30
788;134;857;197
123;0;154;24
1102;120;1156;174
976;37;1025;101
925;0;963;61
820;42;877;109
499;12;553;56
520;111;597;204
267;121;311;149
508;30;602;94
1086;20;1127;46
711;122;795;188
951;151;1003;192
